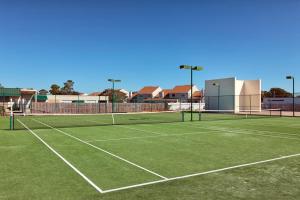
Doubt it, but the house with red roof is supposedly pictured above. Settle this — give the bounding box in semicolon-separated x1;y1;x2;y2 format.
131;86;162;102
130;85;203;103
159;89;172;99
168;85;202;102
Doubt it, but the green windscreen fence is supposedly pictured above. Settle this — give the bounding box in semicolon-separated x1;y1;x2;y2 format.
37;95;48;101
0;88;21;97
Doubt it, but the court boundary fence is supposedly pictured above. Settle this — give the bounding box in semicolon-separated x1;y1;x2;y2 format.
30;102;169;114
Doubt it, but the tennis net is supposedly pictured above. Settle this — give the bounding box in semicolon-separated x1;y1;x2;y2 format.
12;111;182;130
182;109;282;122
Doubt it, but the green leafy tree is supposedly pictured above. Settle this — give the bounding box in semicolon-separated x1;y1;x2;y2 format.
60;80;79;95
262;88;292;98
39;89;49;95
49;84;60;95
61;80;74;94
101;89;128;103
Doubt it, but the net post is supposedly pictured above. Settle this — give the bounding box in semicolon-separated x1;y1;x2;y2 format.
10;114;14;130
181;111;185;122
199;111;202;121
9;98;14;130
280;109;282;117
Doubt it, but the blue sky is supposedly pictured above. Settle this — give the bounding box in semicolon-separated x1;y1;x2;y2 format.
0;0;299;93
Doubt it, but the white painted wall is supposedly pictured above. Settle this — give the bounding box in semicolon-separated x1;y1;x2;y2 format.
168;102;205;111
47;95;109;103
205;77;235;110
263;98;300;105
152;87;162;98
205;77;261;112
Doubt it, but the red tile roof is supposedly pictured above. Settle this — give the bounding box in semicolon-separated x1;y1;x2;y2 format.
161;89;172;97
139;86;160;94
192;91;202;98
161;89;172;95
20;89;37;95
129;93;138;99
89;92;102;96
172;85;192;93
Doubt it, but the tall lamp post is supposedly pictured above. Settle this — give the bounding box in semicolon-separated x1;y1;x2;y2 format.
179;65;204;121
286;76;295;117
108;79;121;113
213;82;220;110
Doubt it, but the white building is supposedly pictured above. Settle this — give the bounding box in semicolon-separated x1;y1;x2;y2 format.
46;95;109;103
205;77;261;112
135;86;162;102
168;85;200;101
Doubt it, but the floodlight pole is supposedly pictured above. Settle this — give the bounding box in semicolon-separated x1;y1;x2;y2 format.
293;77;295;117
286;76;295;117
190;67;193;120
213;83;220;110
108;79;121;113
179;65;204;121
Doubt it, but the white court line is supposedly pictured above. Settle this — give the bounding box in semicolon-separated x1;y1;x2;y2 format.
22;119;300;194
102;152;300;193
32;119;167;180
17;119;104;193
193;124;300;138
86;130;220;143
111;113;115;125
86;119;164;135
197;126;300;141
228;127;300;137
195;120;299;131
116;125;163;135
172;123;300;141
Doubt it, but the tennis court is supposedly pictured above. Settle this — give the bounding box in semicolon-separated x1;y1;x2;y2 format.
8;112;300;195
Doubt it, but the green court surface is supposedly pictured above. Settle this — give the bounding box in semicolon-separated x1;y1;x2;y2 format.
0;114;300;200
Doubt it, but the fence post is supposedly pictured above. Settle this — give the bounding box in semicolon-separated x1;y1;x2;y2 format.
249;95;252;115
179;98;182;111
55;95;57;113
98;96;100;113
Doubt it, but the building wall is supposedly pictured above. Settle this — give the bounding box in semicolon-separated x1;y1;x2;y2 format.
205;77;261;112
152;87;162;98
235;79;245;111
205;77;235;110
169;85;199;100
47;95;108;103
263;97;300;105
239;80;261;111
136;87;162;102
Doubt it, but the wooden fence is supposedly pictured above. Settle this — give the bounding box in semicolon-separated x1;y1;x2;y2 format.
30;102;168;114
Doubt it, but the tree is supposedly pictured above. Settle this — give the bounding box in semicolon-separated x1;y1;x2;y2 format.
60;80;79;95
49;84;60;95
101;89;128;103
39;89;49;95
61;80;74;94
262;88;292;98
49;80;80;95
0;83;3;88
